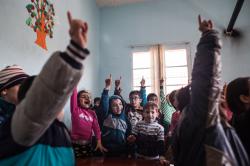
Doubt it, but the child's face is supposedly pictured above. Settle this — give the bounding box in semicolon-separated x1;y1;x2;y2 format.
94;100;100;107
111;99;123;115
79;92;91;108
148;96;158;105
143;107;158;123
129;94;141;108
1;85;20;105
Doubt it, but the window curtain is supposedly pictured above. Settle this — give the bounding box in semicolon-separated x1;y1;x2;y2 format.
149;45;165;96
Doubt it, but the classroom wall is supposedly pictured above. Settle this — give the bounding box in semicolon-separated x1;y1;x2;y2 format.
99;0;250;101
0;0;100;127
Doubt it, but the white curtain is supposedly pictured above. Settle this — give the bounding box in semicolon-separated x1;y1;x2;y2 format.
149;45;165;96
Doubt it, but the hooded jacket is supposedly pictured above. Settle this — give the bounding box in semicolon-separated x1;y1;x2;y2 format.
98;89;131;155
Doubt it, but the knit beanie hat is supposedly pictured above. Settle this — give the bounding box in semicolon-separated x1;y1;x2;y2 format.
0;65;29;92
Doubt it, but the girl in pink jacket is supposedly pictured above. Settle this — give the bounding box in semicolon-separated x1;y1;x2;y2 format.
70;88;107;158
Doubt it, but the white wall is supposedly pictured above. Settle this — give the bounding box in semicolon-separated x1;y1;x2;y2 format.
99;0;250;101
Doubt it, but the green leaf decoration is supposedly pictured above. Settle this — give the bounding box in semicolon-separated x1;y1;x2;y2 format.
31;12;37;17
25;17;32;26
26;4;33;10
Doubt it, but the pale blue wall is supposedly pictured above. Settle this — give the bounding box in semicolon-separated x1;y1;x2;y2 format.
0;0;100;127
99;0;250;101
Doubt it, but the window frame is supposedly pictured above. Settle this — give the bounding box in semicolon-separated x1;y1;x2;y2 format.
163;43;191;94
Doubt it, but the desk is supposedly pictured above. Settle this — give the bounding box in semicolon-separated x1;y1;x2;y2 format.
77;157;161;166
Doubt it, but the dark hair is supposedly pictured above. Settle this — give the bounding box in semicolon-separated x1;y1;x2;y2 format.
176;85;190;111
168;90;177;107
226;77;250;114
129;90;141;98
147;93;158;101
143;102;158;111
94;97;101;104
18;76;36;102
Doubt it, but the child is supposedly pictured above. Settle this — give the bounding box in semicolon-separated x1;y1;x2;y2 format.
173;15;239;166
93;97;101;109
147;79;176;135
0;11;89;165
98;75;131;157
0;65;29;141
127;102;168;165
226;77;250;159
70;87;106;158
120;77;147;130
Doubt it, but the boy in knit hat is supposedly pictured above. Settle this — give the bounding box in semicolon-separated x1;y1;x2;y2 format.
0;65;29;140
0;65;29;105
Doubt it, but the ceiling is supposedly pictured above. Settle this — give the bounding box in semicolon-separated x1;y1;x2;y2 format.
96;0;152;7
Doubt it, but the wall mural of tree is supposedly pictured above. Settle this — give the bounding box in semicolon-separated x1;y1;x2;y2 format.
26;0;55;50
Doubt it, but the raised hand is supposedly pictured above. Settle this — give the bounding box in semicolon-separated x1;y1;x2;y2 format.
67;11;88;48
198;15;213;33
105;74;112;90
160;78;164;86
115;76;122;88
140;76;145;87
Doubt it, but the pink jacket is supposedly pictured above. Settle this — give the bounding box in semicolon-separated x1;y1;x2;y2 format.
70;88;101;142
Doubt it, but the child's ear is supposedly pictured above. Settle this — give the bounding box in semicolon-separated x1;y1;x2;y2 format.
139;98;142;103
240;95;250;104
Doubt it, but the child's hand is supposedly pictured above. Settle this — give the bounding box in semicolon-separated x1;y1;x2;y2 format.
140;76;145;87
105;74;112;90
160;78;164;86
95;140;108;153
67;11;88;48
159;156;170;166
127;135;136;143
198;15;213;33
159;158;170;166
115;76;122;88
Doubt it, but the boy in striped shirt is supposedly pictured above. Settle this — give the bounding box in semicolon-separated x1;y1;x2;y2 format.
127;102;168;165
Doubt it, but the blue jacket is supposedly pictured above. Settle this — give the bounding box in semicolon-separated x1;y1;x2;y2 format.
98;89;131;155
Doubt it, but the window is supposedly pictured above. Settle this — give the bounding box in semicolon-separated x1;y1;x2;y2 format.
132;51;152;93
164;48;189;94
132;43;190;96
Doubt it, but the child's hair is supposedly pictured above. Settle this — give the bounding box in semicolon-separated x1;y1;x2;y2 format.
226;77;250;113
18;76;36;102
143;102;158;111
147;93;158;101
129;90;141;98
168;90;177;107
94;97;101;104
176;85;191;111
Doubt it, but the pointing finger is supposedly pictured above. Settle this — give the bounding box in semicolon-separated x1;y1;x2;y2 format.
67;11;72;26
198;15;202;26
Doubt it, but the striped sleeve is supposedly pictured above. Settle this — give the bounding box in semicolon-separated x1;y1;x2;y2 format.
61;40;90;69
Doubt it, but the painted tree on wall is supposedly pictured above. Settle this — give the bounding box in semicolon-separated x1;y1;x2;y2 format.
25;0;55;50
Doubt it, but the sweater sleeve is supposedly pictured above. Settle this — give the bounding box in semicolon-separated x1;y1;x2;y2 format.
140;86;147;107
157;126;165;156
70;88;78;113
98;89;109;120
11;40;89;146
92;112;101;140
189;30;222;127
